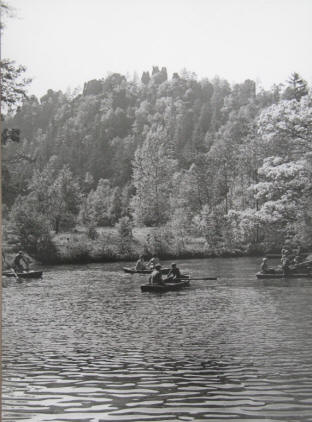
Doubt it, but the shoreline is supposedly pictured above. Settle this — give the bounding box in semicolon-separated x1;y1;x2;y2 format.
21;249;272;267
4;226;308;268
49;251;307;267
2;248;265;268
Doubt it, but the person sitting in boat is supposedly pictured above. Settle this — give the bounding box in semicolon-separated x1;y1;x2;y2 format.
293;254;303;266
281;254;290;276
288;254;304;273
291;244;303;267
292;255;312;272
13;251;30;273
295;244;302;256
135;255;146;271
260;258;275;274
147;255;160;269
281;246;290;256
149;264;165;285
166;263;182;281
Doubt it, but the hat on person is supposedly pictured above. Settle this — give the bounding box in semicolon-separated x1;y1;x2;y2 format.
262;257;267;261
171;263;176;267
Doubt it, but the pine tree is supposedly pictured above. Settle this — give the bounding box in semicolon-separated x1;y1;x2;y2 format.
283;72;308;101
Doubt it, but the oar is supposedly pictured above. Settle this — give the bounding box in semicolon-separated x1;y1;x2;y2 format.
10;267;21;282
165;276;218;281
187;277;218;281
165;277;218;281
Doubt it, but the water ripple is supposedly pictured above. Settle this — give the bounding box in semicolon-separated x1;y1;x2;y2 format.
2;258;312;421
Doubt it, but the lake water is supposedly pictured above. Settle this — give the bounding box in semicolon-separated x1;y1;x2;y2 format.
2;257;312;421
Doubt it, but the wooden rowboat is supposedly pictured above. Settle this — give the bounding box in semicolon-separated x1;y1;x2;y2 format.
256;271;311;279
123;267;170;275
2;270;43;279
141;279;190;293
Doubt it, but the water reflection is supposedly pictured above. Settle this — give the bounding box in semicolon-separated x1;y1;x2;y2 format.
2;258;312;421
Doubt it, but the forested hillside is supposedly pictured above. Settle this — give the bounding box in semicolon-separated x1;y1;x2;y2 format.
2;68;312;262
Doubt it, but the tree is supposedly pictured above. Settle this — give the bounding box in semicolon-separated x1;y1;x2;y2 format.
79;179;117;227
10;196;56;260
49;166;82;232
1;59;31;113
257;92;312;157
193;205;225;253
248;157;309;247
131;127;177;226
1;3;31;115
283;72;308;101
82;172;94;193
116;216;133;254
1;0;33;226
27;157;82;232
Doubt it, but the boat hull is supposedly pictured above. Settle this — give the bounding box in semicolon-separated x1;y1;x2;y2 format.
256;272;311;279
2;271;43;279
123;267;170;275
141;279;190;293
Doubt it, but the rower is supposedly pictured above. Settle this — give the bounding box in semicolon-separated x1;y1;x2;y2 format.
13;251;30;273
147;255;160;270
135;255;146;271
149;264;164;285
281;246;290;256
292;255;312;271
260;257;275;274
292;244;303;267
281;254;290;276
293;254;303;266
166;263;181;281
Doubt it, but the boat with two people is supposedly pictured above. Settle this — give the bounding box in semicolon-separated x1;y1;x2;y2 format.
124;255;171;274
140;263;217;293
141;263;190;292
256;252;312;279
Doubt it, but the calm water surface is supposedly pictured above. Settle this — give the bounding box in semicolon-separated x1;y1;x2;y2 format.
2;257;312;421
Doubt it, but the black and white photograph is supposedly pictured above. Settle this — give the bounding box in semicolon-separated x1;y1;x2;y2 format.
1;0;312;420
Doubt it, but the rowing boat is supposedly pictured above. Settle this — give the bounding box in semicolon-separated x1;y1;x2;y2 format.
2;271;43;279
123;267;170;275
256;271;311;279
141;279;190;293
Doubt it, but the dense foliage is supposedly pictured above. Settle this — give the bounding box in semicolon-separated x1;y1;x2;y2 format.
3;68;312;256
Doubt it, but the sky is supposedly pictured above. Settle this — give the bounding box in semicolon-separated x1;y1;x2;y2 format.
2;0;312;98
